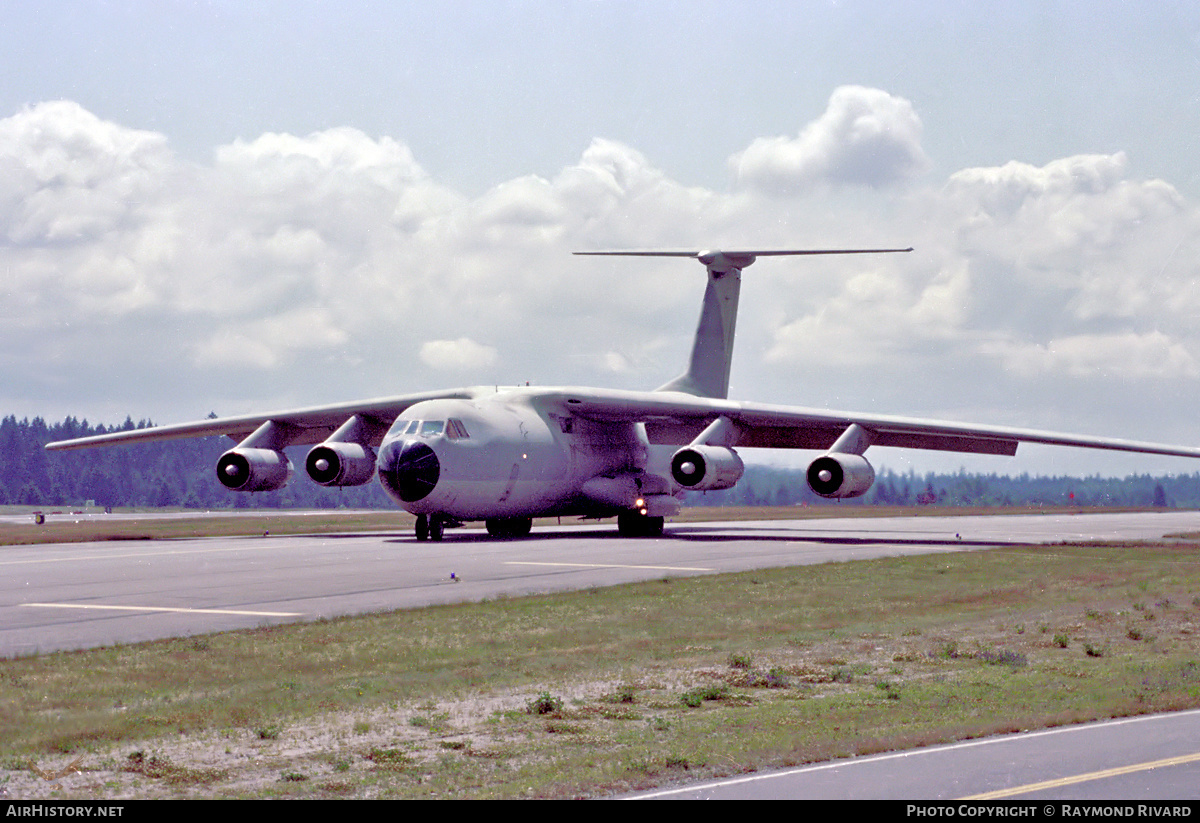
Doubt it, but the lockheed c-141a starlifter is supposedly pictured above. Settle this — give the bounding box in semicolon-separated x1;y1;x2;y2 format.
46;248;1200;539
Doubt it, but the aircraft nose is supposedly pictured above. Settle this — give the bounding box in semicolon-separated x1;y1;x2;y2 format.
377;439;440;502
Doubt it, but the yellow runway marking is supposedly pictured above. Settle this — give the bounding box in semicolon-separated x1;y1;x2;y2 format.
506;561;713;572
22;602;302;617
963;751;1200;799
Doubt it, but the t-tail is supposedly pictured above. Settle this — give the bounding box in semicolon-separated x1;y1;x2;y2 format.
574;247;913;398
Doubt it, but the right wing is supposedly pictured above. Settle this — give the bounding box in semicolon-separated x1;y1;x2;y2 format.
43;389;474;451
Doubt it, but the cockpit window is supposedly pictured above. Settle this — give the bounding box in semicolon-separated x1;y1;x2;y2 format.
390;419;462;438
387;418;423;437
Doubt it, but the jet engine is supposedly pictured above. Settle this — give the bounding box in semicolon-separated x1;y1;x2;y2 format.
670;445;744;491
305;442;376;487
806;453;875;499
216;448;292;492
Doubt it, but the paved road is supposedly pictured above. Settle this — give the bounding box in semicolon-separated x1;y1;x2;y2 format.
4;510;1199;657
633;709;1200;800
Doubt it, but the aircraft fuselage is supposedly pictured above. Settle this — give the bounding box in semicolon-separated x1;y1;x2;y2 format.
375;389;663;520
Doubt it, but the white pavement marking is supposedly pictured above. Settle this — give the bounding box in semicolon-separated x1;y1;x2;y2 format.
505;561;714;572
21;602;302;617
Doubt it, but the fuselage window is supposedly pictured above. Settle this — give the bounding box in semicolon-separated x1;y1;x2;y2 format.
387;418;413;437
420;420;445;437
446;418;470;439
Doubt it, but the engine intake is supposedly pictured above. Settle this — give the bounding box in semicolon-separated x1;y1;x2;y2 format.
806;453;875;499
216;448;292;492
670;446;744;491
306;442;376;487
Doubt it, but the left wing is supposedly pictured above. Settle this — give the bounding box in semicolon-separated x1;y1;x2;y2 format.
540;388;1200;459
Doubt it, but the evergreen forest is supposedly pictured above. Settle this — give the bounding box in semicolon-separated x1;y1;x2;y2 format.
1;415;390;509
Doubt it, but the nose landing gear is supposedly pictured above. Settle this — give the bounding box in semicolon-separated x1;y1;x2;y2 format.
415;513;446;542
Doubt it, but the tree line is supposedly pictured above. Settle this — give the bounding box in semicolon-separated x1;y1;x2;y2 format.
1;415;391;509
689;465;1191;509
1;414;1194;510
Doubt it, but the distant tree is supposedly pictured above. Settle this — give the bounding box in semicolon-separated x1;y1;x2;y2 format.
17;483;42;506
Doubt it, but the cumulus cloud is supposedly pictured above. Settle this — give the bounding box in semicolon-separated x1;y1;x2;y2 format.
730;86;930;193
0;101;173;245
4;97;1200;457
752;147;1200;449
194;308;350;370
979;332;1200;380
764;261;972;368
945;153;1131;218
419;337;499;371
215;127;425;185
937;153;1199;344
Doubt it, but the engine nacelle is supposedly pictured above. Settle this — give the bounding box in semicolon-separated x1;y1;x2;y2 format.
806;453;875;499
216;448;292;492
670;445;744;491
306;442;376;487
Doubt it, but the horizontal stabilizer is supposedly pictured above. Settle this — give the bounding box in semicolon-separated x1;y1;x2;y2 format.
572;248;913;257
575;248;911;274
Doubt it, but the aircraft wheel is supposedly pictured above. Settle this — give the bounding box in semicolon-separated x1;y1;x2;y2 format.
429;515;445;542
415;513;429;541
617;512;664;537
486;517;533;538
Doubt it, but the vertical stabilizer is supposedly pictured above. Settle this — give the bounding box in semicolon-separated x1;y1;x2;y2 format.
573;247;913;399
656;251;753;398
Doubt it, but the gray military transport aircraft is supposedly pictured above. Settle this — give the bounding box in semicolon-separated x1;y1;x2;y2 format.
46;248;1200;540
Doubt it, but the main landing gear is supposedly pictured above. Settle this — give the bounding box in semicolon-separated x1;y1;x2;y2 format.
485;517;533;539
414;513;445;542
416;512;661;540
617;511;664;537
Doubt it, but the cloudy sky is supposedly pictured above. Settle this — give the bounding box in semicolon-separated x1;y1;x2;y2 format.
4;1;1200;477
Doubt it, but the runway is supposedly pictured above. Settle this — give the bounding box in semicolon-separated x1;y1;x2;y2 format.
4;510;1199;658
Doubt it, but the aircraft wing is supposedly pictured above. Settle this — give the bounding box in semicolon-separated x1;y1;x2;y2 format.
43;389;474;452
541;388;1200;459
